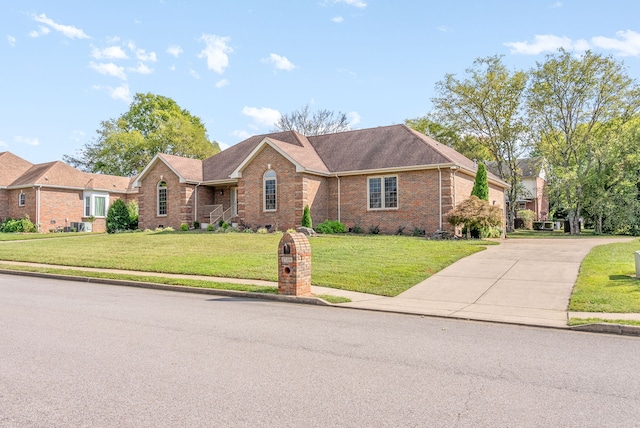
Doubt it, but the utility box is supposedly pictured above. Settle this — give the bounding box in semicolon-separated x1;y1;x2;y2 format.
635;251;640;279
278;232;312;296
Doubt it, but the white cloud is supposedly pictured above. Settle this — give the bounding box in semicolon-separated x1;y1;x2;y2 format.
332;16;344;23
166;44;183;58
91;45;128;60
263;53;296;71
347;111;361;126
592;30;640;56
217;141;231;151
189;69;200;79
109;84;131;102
71;130;85;142
504;34;588;55
198;34;233;74
436;25;450;33
215;78;230;88
169;64;176;71
127;41;157;62
0;140;8;147
231;130;251;141
28;26;50;38
33;13;89;39
129;62;153;74
241;106;281;127
7;35;16;46
89;61;127;80
15;136;40;146
550;1;563;8
336;0;367;8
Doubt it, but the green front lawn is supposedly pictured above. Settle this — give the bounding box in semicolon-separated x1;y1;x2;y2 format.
570;239;640;313
0;231;490;296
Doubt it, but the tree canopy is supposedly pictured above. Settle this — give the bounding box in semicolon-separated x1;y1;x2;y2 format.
527;49;640;234
64;93;220;177
431;56;529;232
273;104;350;136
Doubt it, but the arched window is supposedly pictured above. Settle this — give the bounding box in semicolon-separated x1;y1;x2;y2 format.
157;181;167;216
263;170;276;211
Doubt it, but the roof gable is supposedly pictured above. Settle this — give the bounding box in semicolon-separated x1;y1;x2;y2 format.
133;153;203;187
0;152;34;186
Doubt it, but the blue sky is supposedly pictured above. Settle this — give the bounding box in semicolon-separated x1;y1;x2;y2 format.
3;0;640;164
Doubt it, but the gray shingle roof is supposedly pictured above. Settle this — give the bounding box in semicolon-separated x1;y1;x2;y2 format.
171;124;506;187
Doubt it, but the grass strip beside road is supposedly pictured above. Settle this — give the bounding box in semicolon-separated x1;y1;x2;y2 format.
570;238;640;313
568;318;640;327
0;264;278;293
0;231;490;296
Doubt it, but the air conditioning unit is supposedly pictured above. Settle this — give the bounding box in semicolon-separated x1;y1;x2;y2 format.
70;222;92;232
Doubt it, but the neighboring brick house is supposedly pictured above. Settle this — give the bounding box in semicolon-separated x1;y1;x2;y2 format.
134;124;508;235
0;151;137;233
488;157;549;221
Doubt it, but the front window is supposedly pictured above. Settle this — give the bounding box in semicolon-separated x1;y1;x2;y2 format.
19;193;25;206
157;181;167;216
264;170;276;211
83;192;109;217
368;176;398;210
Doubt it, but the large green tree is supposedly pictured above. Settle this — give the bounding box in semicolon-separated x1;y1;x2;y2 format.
431;56;530;231
527;49;640;234
65;93;220;176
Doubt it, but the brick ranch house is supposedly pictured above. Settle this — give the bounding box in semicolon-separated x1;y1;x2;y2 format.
0;151;137;233
134;124;508;235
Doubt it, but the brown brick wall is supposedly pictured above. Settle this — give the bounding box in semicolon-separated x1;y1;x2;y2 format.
302;174;328;227
138;161;192;230
240;145;299;231
335;169;450;235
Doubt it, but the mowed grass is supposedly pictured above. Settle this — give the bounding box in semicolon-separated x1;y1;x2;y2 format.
570;239;640;312
0;231;490;296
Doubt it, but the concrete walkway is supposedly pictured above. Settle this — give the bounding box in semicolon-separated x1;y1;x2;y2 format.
1;237;639;330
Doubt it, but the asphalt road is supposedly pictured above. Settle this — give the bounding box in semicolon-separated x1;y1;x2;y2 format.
1;273;639;427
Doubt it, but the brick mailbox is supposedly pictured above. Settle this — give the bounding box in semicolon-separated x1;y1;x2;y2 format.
278;232;312;296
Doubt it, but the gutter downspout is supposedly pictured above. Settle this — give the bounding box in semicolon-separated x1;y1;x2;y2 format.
36;185;41;232
335;174;341;222
437;167;442;231
194;183;200;226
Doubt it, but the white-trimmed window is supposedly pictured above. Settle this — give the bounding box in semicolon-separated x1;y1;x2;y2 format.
157;181;167;216
83;192;109;217
368;176;398;210
18;192;25;206
263;170;276;211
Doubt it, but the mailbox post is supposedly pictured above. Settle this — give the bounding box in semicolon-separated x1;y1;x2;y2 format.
278;232;312;296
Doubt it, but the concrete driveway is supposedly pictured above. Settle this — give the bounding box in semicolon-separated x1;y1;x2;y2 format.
343;238;633;327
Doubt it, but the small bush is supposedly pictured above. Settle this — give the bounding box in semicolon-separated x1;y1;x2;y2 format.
180;223;189;231
193;220;200;229
207;224;215;232
286;228;296;233
242;228;255;233
0;215;38;233
257;227;269;234
301;204;313;228
107;199;134;234
351;224;364;234
368;225;380;235
315;220;346;234
395;226;406;235
412;227;425;237
517;209;535;229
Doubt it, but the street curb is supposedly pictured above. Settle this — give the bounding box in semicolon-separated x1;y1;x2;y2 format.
0;268;331;307
3;268;640;337
570;323;640;336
